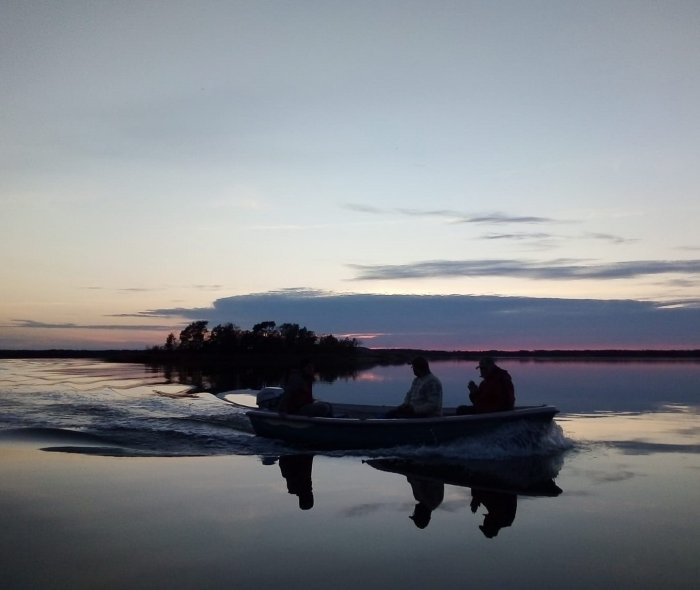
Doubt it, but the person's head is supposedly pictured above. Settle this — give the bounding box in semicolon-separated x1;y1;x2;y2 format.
410;503;432;529
299;358;315;376
411;356;430;377
477;357;495;377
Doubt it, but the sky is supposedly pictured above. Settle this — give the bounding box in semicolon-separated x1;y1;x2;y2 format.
1;1;699;350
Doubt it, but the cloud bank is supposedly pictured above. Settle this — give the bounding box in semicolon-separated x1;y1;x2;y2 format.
142;290;700;350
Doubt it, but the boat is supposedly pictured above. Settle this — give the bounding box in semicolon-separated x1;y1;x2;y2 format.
218;387;559;450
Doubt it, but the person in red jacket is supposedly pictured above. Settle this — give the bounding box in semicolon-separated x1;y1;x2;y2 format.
466;357;515;413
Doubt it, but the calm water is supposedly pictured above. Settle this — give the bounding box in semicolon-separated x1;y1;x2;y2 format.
1;358;699;590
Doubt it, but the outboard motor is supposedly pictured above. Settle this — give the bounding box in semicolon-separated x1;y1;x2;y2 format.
256;387;284;410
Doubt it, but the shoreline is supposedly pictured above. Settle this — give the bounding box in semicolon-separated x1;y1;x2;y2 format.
1;347;699;362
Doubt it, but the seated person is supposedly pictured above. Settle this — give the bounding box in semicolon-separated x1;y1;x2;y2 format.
387;356;442;418
459;357;515;414
278;359;332;417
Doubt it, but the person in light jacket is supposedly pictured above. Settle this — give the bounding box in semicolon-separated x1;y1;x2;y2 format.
387;356;442;418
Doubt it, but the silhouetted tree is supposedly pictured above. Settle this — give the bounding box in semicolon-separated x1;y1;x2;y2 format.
178;321;209;351
209;322;241;350
318;333;357;351
318;334;339;348
252;321;277;338
160;318;358;358
297;326;317;348
279;323;317;348
164;333;177;351
279;322;301;347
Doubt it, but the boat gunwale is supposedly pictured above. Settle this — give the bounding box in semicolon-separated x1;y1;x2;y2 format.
244;404;559;426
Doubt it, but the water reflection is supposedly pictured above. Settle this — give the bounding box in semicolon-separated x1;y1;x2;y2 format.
149;361;367;393
470;488;517;538
406;473;444;529
277;454;316;510
366;455;563;538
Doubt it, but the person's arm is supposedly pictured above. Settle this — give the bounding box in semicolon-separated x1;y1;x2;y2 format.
468;380;478;403
399;380;416;408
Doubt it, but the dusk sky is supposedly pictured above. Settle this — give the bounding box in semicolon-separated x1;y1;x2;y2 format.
2;1;699;350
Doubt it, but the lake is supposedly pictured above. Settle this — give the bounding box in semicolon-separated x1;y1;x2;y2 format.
1;358;699;590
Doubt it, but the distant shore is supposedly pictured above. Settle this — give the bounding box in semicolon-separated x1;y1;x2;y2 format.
1;347;699;363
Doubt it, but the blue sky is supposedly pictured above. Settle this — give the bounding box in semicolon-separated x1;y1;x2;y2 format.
1;1;699;349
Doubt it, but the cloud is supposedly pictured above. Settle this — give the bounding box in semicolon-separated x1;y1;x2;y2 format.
345;204;638;246
480;232;556;241
481;232;633;244
343;203;557;224
396;207;468;219
7;319;173;331
343;203;386;214
109;311;191;319
142;289;700;349
82;284;225;293
472;234;632;256
348;258;700;281
454;212;554;224
583;232;637;245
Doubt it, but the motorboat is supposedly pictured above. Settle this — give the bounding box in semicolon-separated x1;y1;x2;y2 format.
218;387;559;450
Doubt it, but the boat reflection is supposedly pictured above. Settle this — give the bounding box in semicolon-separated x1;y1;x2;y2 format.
366;454;563;538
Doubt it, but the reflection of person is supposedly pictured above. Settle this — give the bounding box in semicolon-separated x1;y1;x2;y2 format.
470;489;517;538
387;357;443;418
460;357;515;414
278;359;332;417
407;476;444;529
279;454;315;510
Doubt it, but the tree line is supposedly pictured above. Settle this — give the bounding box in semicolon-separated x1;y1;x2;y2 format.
154;320;359;356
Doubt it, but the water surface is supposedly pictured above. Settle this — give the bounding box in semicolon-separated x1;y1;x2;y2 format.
1;358;698;590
